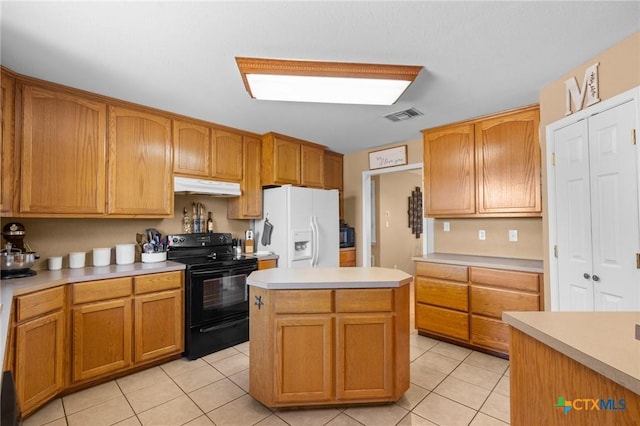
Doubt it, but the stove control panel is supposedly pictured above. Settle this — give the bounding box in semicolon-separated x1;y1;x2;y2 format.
167;232;232;248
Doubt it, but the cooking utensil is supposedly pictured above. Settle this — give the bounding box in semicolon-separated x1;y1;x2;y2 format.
0;243;39;272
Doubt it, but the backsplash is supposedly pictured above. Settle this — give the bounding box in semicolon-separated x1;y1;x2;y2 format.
1;195;251;270
433;217;543;260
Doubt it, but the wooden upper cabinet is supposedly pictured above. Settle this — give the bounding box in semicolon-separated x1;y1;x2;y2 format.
422;105;541;217
211;129;243;182
301;144;324;188
107;106;173;216
228;135;262;219
323;151;343;191
1;71;16;216
262;132;327;188
475;108;541;214
423;123;475;216
173;119;211;177
20;84;107;215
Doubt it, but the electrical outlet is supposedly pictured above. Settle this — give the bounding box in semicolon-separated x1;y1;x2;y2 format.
509;229;518;242
444;222;450;232
478;230;486;240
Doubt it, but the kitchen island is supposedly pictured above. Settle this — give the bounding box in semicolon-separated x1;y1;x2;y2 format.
247;267;412;408
503;311;640;425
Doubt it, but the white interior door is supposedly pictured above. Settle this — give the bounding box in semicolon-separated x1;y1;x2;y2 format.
554;119;594;310
554;100;640;311
588;101;639;310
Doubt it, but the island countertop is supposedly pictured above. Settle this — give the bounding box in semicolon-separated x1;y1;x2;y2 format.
247;266;413;290
503;311;640;394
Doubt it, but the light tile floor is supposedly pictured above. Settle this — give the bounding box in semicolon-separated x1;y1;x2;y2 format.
23;333;510;426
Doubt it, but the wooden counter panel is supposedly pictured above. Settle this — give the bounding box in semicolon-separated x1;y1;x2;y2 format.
335;289;393;312
274;290;333;314
416;262;468;282
470;267;539;292
16;286;65;322
470;285;538;318
72;277;132;304
510;328;640;426
415;277;468;311
415;304;469;341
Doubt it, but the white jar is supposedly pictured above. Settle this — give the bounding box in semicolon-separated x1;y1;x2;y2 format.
92;247;111;267
69;252;86;269
115;243;135;265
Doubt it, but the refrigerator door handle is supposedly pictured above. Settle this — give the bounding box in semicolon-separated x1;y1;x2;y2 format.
311;216;319;267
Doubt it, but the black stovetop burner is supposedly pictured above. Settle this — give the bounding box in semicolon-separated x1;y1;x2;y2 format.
166;232;256;268
1;269;37;280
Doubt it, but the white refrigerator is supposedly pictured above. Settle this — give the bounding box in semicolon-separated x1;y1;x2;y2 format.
255;185;339;268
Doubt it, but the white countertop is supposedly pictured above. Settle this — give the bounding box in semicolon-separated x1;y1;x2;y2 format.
0;261;185;376
503;311;640;394
413;253;543;273
247;267;413;290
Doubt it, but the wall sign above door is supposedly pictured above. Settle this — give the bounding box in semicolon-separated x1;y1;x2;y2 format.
368;145;407;170
565;62;600;116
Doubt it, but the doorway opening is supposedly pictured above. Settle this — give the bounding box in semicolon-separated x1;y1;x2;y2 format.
361;163;434;269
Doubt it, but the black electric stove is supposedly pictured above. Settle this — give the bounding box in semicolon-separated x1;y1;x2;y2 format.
166;233;257;359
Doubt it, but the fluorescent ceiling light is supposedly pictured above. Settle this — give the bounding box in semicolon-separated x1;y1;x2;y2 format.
236;57;422;106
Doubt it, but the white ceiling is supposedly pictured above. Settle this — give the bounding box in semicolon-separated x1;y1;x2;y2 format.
1;1;639;154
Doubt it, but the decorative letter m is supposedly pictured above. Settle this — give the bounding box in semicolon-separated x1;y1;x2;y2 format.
565;62;600;116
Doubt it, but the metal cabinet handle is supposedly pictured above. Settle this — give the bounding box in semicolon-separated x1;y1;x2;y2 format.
592;275;600;282
583;273;591;280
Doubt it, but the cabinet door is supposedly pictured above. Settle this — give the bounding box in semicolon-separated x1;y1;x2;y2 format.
21;84;107;214
1;73;15;215
323;151;343;190
72;298;132;382
301;144;324;188
107;106;173;216
15;310;65;415
227;136;262;219
475;108;541;214
423;123;475;216
211;129;243;182
335;313;393;400
272;137;301;185
173;119;211;177
275;315;333;403
134;290;183;363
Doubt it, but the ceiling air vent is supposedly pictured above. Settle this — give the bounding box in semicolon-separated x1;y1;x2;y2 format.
383;107;423;122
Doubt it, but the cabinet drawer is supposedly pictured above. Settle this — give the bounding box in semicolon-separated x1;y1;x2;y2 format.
415;277;468;311
274;290;333;314
258;259;278;270
16;286;65;322
134;271;183;295
469;267;539;292
336;288;393;312
415;303;469;341
416;262;468;282
470;315;510;354
470;285;539;318
73;277;132;304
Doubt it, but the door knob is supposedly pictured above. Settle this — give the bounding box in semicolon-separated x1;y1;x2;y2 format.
583;273;591;279
592;275;600;282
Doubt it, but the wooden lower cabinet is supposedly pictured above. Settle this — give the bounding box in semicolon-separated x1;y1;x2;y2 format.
336;313;393;400
257;258;278;270
7;271;184;419
339;248;356;267
250;285;409;407
414;261;542;357
275;315;334;403
72;298;132;381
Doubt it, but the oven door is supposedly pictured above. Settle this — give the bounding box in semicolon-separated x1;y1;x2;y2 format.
188;263;256;326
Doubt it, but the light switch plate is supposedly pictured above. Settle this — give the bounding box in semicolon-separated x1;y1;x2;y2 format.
509;229;518;242
478;230;486;240
444;222;450;232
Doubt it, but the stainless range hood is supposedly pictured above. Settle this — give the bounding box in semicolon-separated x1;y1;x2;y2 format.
174;176;241;197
